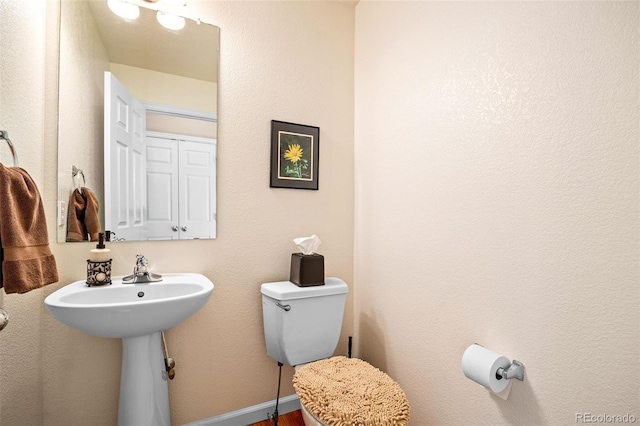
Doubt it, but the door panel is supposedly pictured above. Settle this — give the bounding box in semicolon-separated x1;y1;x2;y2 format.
145;138;179;240
104;72;146;241
131;107;145;234
179;140;216;239
115;140;129;227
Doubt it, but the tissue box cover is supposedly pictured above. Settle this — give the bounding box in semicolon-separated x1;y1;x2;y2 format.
290;253;324;287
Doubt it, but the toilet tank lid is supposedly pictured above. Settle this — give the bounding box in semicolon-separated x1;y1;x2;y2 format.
261;277;348;301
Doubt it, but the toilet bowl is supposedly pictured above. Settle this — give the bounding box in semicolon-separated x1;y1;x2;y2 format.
299;403;323;426
293;356;410;426
292;364;328;426
261;278;410;425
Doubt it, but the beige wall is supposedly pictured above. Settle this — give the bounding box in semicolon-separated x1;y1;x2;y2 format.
57;0;109;242
1;0;354;425
0;2;50;424
111;63;217;114
2;0;638;425
354;1;638;425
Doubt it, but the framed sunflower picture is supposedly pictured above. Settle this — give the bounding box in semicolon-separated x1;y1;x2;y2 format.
270;120;319;190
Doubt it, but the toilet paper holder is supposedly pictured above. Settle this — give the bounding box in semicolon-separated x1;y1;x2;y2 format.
496;360;525;382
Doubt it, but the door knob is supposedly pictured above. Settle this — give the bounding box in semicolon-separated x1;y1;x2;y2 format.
181;226;188;232
172;226;179;232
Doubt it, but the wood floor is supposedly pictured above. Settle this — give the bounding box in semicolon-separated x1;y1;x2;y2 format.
247;409;305;426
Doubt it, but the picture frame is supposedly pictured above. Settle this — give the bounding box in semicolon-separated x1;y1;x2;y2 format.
270;120;319;190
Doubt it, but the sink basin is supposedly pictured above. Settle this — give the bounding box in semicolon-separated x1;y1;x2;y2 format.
45;273;213;338
45;273;213;425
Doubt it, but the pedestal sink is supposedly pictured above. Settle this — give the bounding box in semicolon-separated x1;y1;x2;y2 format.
45;273;214;426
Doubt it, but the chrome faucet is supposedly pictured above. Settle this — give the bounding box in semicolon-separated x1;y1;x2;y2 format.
123;255;163;283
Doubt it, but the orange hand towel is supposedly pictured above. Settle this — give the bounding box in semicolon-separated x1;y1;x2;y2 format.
0;164;59;294
66;187;100;242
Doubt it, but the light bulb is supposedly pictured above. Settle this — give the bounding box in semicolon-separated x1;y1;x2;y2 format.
107;0;140;20
157;11;186;31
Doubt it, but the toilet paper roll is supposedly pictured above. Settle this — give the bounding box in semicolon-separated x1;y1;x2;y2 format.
462;344;511;393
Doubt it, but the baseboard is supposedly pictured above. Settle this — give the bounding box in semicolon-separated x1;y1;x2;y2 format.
184;394;301;426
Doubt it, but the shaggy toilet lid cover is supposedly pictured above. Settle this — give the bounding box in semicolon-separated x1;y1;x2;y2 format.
293;356;410;426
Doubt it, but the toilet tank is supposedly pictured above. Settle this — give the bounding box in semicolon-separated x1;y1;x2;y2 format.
261;277;348;366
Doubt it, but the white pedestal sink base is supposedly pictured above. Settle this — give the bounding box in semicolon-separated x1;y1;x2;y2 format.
44;274;214;425
118;332;170;426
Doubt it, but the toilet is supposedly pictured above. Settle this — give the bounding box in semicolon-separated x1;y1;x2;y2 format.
261;277;410;426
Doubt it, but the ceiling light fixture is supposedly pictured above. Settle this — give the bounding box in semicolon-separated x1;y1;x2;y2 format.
107;0;140;20
156;11;186;31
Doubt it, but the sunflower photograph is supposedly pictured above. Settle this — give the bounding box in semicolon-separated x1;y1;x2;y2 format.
279;132;312;180
270;121;319;190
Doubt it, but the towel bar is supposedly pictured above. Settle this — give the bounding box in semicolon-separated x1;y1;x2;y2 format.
0;130;19;166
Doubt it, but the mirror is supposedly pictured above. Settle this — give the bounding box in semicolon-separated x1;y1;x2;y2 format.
57;0;219;243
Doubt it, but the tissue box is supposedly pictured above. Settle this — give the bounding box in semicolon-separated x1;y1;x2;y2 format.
290;253;324;287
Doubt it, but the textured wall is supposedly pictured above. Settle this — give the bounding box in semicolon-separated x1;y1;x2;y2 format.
57;0;109;242
5;1;637;425
354;1;638;424
2;0;355;425
110;63;217;113
0;1;49;424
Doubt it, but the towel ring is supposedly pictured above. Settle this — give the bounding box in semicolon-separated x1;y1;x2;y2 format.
72;165;85;191
0;130;19;166
0;308;8;332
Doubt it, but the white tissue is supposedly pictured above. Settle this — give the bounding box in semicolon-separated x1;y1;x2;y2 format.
293;235;321;255
462;344;511;394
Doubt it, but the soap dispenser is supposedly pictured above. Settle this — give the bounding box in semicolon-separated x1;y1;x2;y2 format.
87;232;112;286
90;232;110;261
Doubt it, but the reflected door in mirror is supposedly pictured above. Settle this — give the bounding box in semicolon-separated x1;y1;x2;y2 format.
146;135;216;240
104;72;146;241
